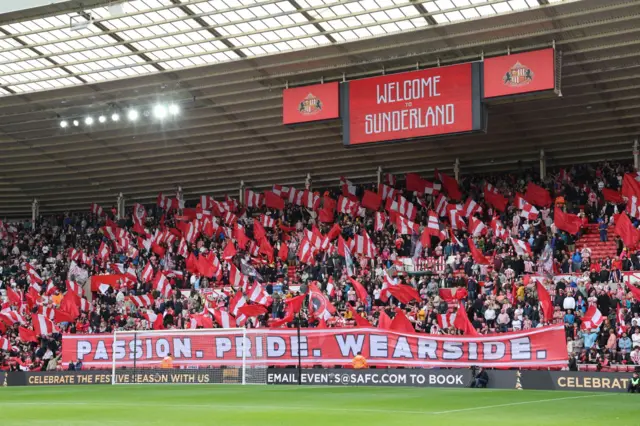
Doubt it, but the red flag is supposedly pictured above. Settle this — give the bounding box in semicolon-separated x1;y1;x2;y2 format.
435;169;462;200
277;243;289;262
453;302;478;336
554;207;582;235
467;238;489;264
151;242;166;257
237;304;269;318
602;188;624;204
19;326;38;343
405;173;427;193
387;284;421;304
484;184;508;212
525;182;552;207
624;281;640;301
361;190;382;211
54;309;76;324
234;224;250;249
264;191;285;210
348;305;371;327
5;287;21;305
284;294;306;314
259;238;274;263
390;307;414;333
347;276;369;304
378;310;393;330
193;313;214;329
615;212;640;249
186;253;198;274
318;196;336;223
222;242;237;261
253;220;267;242
59;293;80;320
438;287;468;303
327;223;342;241
536;281;554;323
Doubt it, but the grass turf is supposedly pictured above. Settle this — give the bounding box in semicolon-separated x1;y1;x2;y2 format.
0;384;635;425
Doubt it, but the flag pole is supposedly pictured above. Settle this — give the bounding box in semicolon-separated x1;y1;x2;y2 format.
296;311;302;386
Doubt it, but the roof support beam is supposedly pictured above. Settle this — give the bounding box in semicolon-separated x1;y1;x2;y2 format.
538;0;550;5
287;0;337;44
81;13;165;72
169;0;247;59
0;27;87;86
411;0;437;25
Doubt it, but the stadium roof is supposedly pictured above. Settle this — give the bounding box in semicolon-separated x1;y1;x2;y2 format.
0;0;638;216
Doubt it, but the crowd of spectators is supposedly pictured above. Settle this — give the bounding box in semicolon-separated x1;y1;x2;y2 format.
1;161;640;372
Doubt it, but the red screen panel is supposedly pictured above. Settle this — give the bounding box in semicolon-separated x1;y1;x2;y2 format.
282;82;340;125
484;48;555;98
344;63;476;146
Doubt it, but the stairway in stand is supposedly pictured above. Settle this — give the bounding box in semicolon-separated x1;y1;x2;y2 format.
574;223;617;261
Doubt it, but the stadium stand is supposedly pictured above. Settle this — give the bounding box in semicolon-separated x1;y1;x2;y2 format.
2;161;640;372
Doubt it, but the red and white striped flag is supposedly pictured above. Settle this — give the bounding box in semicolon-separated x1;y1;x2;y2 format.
177;238;189;258
337;196;359;216
461;198;481;218
384;173;396;187
351;231;377;257
0;337;10;351
581;305;604;330
128;294;155;308
468;216;487;237
211;308;236;328
248;283;270;306
0;311;25;324
229;264;249;291
244;189;263;208
448;205;466;231
374;212;386;232
229;291;246;317
325;277;336;298
515;194;539;220
511;237;533;257
437;312;456;329
395;195;417;220
260;214;275;228
491;217;510;242
395;215;418;235
272;184;290;198
297;238;315;264
141;263;154;283
435;193;448;217
378;183;397;200
90;203;104;216
66;280;83;297
25;263;43;285
39;306;55;320
153;272;172;298
340;176;358;200
97;242;110;262
33;314;57;336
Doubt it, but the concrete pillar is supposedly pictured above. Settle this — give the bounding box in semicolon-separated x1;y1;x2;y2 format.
116;192;125;220
634;139;639;171
454;158;460;182
31;199;39;223
239;180;245;203
305;173;312;191
539;149;546;180
377;166;382;186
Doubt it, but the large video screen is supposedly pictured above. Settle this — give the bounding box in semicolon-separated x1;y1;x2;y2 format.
342;62;483;146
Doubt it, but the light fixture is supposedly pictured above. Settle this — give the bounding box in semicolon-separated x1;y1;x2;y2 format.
85;116;94;125
111;113;120;122
60;120;68;128
98;115;106;123
168;104;179;115
127;109;139;121
153;104;167;119
73;120;79;127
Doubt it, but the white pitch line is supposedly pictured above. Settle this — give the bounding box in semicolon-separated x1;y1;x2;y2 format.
430;394;605;415
0;394;608;416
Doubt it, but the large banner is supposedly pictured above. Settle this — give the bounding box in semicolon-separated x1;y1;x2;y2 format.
341;62;483;146
62;325;567;369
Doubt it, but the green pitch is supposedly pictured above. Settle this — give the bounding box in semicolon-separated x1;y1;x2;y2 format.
0;385;635;425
